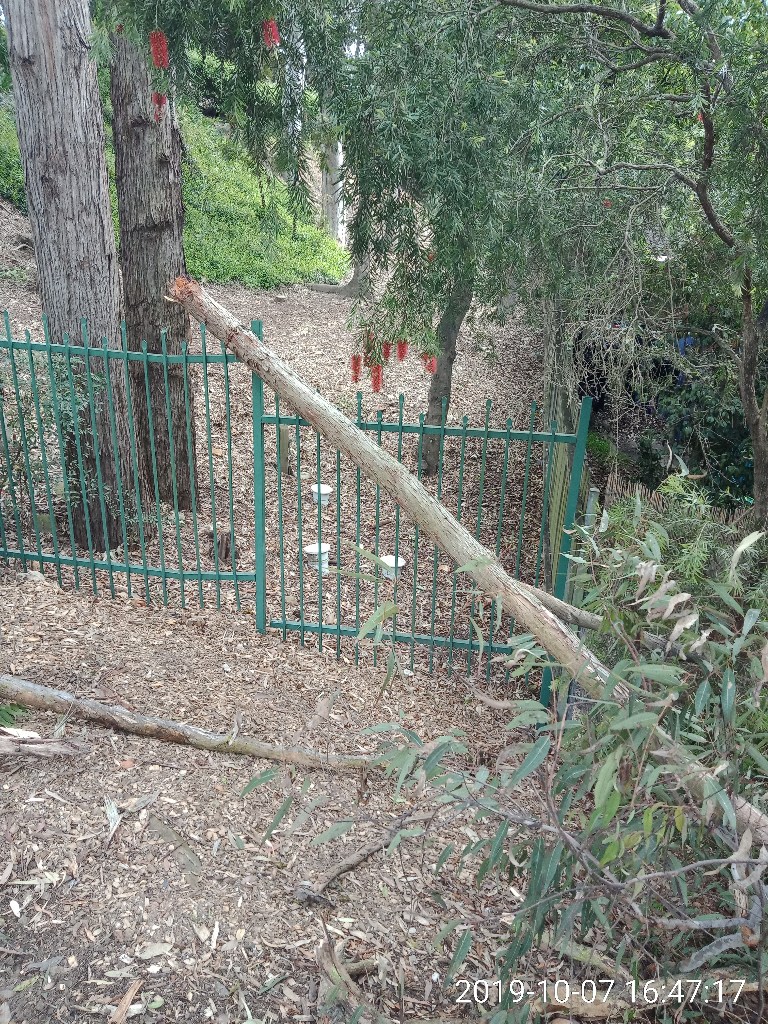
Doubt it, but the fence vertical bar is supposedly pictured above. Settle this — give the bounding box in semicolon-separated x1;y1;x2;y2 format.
468;400;492;674
102;343;130;594
121;325;151;603
274;394;287;639
295;414;305;646
540;397;592;709
429;398;448;675
26;337;61;582
221;345;240;610
391;395;405;648
514;403;537;582
335;448;342;656
141;341;168;605
553;397;592;600
160;331;186;607
410;414;426;673
315;429;323;651
81;327;115;596
354;392;362;666
7;337;43;571
181;341;204;608
0;355;24;568
43;316;78;586
200;327;222;607
372;410;383;667
533;421;558;590
251;319;267;632
447;415;469;674
63;335;98;593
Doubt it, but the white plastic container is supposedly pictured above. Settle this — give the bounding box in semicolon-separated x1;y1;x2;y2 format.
311;482;332;507
304;542;330;576
380;554;405;580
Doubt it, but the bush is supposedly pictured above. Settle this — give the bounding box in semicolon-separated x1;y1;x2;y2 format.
0;101;26;212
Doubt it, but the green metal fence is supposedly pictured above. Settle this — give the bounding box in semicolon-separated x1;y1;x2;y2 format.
0;312;590;679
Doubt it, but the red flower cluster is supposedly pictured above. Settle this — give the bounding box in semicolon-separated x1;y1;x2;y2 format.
262;19;280;48
602;199;612;209
370;364;384;393
151;92;167;123
382;341;392;361
396;339;409;361
351;353;362;383
422;354;437;374
149;30;169;69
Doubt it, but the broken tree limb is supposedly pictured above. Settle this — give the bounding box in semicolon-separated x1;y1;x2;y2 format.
0;675;369;772
169;278;768;847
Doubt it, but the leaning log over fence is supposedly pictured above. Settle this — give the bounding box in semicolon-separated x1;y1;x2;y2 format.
0;674;369;771
169;277;768;846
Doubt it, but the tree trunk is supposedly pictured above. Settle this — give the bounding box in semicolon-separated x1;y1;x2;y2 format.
423;278;474;476
320;139;345;245
170;276;768;845
738;278;768;525
110;33;196;514
5;0;128;552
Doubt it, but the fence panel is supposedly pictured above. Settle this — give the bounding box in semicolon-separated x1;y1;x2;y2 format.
1;313;590;681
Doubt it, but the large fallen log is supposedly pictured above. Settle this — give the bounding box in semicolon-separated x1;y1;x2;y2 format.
0;674;369;771
169;277;768;846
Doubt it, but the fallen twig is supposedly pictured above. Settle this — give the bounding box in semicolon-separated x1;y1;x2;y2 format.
0;675;370;772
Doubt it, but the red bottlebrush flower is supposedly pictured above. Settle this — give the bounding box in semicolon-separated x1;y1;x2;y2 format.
427;249;436;263
351;353;362;383
371;364;384;393
151;92;167;123
149;30;170;69
422;354;437;374
262;19;280;48
382;341;392;361
396;339;409;361
116;23;124;33
602;199;612;209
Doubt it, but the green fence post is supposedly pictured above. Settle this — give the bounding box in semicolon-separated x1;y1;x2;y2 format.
553;396;592;601
539;396;592;707
251;319;267;633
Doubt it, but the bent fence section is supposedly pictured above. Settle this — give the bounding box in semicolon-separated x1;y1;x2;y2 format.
0;312;590;679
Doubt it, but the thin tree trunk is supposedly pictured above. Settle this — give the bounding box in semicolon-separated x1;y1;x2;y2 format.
5;0;128;552
423;278;474;476
110;33;196;514
320;139;344;245
739;277;768;525
170;277;768;844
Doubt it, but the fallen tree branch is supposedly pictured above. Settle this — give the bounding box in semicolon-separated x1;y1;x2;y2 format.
168;278;768;845
0;675;369;772
0;724;84;758
295;810;434;903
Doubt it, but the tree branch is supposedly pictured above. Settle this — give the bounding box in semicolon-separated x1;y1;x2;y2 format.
495;0;673;38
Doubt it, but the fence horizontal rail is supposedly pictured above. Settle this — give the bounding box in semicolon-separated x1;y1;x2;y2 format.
264;413;578;444
273;618;515;654
0;546;255;583
0;336;236;365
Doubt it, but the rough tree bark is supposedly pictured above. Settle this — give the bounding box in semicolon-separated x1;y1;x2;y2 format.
423;278;474;476
169;277;768;845
5;0;128;551
110;33;196;514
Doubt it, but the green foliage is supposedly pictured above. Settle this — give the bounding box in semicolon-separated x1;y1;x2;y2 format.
0;87;346;287
373;483;768;1011
179;107;347;288
0;101;26;212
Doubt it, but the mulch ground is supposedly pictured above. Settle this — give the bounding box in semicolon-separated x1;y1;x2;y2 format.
1;197;558;1022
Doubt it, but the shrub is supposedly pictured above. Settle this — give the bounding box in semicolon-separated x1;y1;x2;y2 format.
0;101;26;212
